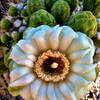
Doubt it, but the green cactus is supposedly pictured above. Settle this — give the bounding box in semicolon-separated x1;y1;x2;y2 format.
26;0;45;16
21;9;27;17
68;11;97;37
8;6;18;16
0;34;11;44
0;19;12;32
25;16;29;24
51;0;70;25
0;57;8;75
83;0;100;18
4;50;11;68
13;33;22;42
44;0;57;12
65;0;78;12
29;9;56;27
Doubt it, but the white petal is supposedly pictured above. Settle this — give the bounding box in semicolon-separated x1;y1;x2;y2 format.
68;73;89;89
71;63;97;73
10;67;31;82
55;87;65;100
23;27;36;39
49;27;62;50
20;85;33;100
59;26;78;52
9;45;34;67
68;48;90;61
74;47;95;64
59;82;77;100
31;79;42;100
36;83;48;100
80;69;96;81
67;32;93;54
17;59;33;68
75;86;88;99
17;39;38;55
32;30;48;51
47;83;57;100
9;73;35;87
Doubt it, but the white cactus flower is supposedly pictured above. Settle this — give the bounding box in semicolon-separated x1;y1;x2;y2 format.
8;25;97;100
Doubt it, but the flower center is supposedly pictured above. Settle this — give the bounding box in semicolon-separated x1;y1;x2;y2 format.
34;50;70;82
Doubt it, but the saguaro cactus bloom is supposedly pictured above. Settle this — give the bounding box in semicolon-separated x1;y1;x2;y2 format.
8;25;97;100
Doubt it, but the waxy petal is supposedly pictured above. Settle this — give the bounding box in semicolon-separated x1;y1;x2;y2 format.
36;83;48;100
55;87;65;100
20;85;33;100
59;26;78;52
17;39;38;55
31;79;42;100
71;63;97;73
10;67;31;82
68;73;89;89
32;30;48;51
47;83;57;100
49;27;62;50
67;32;93;54
9;73;35;87
59;82;77;100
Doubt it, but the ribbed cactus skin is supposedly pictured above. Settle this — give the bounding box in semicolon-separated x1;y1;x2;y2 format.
65;0;78;12
29;9;56;27
26;0;45;16
45;0;57;12
68;11;97;37
83;0;100;17
51;0;70;25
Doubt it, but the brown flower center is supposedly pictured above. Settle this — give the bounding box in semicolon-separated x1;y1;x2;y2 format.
34;50;70;82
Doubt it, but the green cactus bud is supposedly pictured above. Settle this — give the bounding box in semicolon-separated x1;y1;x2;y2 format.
0;34;11;44
0;57;8;75
21;9;27;17
26;0;45;16
0;19;12;32
51;0;70;25
44;0;57;12
8;6;18;16
83;0;100;18
64;0;78;12
29;9;56;27
83;0;95;11
13;33;22;41
68;11;97;37
4;50;11;68
25;16;29;24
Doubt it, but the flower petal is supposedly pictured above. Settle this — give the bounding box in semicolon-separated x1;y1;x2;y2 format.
10;67;31;82
59;82;77;100
71;63;97;73
36;83;48;100
47;83;57;100
9;45;34;67
59;26;78;52
17;39;38;55
67;32;93;54
20;85;33;100
32;30;49;51
23;27;36;39
31;79;42;100
74;46;95;64
68;48;91;61
68;73;89;89
49;27;62;50
80;69;96;81
75;86;88;99
9;73;35;87
55;87;65;100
